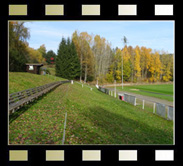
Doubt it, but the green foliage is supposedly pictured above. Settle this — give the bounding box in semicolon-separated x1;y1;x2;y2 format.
160;53;173;82
45;50;56;64
87;75;94;82
9;22;30;71
56;37;80;80
26;47;45;63
106;71;114;83
123;60;131;81
37;44;47;58
9;22;46;71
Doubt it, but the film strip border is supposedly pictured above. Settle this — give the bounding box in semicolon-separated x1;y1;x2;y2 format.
8;4;174;16
3;1;178;166
8;149;175;161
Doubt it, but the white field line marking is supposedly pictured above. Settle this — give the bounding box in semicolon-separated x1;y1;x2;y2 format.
62;112;67;145
61;84;70;145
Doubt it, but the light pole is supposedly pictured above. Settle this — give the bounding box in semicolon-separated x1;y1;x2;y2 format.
121;36;128;90
114;80;116;98
121;52;123;89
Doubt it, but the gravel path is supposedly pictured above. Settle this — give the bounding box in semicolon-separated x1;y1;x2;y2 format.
106;88;173;107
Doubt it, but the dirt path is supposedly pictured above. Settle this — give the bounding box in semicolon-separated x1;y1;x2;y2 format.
107;88;173;106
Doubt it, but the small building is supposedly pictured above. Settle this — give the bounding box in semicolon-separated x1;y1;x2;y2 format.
25;63;43;74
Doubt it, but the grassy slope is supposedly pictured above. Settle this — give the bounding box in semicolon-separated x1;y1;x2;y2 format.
114;84;173;101
47;68;55;76
43;65;56;76
9;81;173;145
9;72;66;93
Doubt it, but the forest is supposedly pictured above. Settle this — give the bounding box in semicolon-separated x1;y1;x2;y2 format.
9;22;174;83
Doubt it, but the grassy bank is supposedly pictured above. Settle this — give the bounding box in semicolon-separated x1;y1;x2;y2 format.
9;72;66;93
9;82;173;145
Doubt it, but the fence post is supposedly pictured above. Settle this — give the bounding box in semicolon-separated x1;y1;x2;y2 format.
134;97;136;106
142;100;145;109
71;80;73;84
153;103;156;114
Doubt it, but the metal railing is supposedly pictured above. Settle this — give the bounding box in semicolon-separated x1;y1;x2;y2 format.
98;86;174;121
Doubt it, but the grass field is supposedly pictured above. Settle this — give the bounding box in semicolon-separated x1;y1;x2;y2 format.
9;72;66;93
114;84;174;101
9;73;173;145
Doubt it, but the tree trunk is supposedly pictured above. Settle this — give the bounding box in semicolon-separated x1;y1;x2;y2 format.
84;63;88;83
80;54;83;82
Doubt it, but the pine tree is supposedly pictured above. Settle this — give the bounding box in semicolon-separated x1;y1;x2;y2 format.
69;41;80;79
56;37;80;80
56;37;67;78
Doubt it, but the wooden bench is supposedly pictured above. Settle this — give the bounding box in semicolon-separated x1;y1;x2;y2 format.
9;80;70;114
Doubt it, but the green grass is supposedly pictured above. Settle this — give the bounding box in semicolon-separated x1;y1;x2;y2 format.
9;72;67;93
43;64;56;75
47;68;56;76
9;82;173;145
114;84;174;101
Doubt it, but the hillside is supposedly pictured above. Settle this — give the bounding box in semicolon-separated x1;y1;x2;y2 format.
9;72;66;93
9;75;173;145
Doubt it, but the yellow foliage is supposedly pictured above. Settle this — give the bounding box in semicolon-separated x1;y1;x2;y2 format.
134;47;141;78
26;47;45;63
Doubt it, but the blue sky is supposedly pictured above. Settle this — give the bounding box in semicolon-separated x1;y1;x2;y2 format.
24;21;174;54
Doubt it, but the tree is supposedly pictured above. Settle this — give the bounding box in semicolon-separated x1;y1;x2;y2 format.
127;46;135;82
72;31;83;82
56;37;80;80
146;51;161;82
26;47;45;63
92;35;113;83
38;44;47;58
154;52;161;82
80;32;94;82
72;31;95;82
45;50;56;64
69;40;81;79
122;46;131;82
160;52;173;82
9;21;30;71
56;37;67;78
134;46;141;82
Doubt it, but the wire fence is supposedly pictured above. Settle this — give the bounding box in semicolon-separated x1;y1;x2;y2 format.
98;86;174;121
